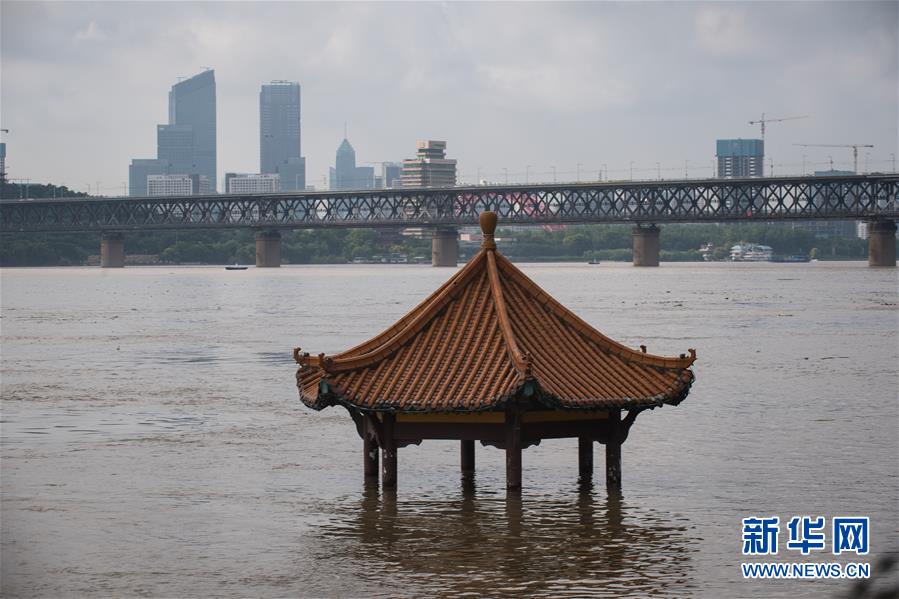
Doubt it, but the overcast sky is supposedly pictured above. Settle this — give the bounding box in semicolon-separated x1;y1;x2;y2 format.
1;1;896;194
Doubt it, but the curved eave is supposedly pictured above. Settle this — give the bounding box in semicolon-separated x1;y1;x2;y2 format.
493;252;696;370
296;365;695;413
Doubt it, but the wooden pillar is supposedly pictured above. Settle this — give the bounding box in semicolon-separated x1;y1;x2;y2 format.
606;409;622;489
505;408;522;491
461;440;475;478
578;436;593;480
381;413;397;488
363;430;379;482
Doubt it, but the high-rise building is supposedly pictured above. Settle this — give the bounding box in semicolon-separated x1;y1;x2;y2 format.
716;139;763;178
382;162;402;188
401;140;457;187
157;124;194;174
0;143;6;182
129;158;169;196
329;137;375;190
165;70;217;190
260;81;305;191
129;70;216;195
147;174;211;197
225;173;280;194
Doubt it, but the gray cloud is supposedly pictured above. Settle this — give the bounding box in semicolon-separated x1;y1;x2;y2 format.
1;1;895;192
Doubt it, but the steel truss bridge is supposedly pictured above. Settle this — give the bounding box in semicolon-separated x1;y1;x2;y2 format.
1;174;896;233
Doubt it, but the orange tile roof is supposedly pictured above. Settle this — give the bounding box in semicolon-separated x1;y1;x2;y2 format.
295;212;696;413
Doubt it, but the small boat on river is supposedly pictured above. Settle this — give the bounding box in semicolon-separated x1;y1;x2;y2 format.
225;264;248;271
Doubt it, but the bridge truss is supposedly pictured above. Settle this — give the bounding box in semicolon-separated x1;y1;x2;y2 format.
1;175;896;233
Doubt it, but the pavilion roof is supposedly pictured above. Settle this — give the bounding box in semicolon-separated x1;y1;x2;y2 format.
294;212;696;413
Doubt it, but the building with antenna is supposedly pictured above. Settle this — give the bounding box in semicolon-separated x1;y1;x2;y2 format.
716;139;763;178
329;137;374;190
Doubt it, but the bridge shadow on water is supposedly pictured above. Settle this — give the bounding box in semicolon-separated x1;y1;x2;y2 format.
310;478;697;597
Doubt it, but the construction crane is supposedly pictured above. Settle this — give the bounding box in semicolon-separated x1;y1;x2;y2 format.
748;113;809;143
793;143;874;174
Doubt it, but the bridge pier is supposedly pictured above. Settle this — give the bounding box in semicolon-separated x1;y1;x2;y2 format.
255;230;282;268
632;225;660;267
868;220;896;267
100;233;125;268
432;228;459;267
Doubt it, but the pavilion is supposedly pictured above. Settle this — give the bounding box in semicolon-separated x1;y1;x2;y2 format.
294;211;696;491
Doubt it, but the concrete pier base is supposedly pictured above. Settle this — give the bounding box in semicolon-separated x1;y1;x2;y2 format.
255;230;282;268
632;225;660;267
100;233;125;268
868;220;896;267
432;228;459;267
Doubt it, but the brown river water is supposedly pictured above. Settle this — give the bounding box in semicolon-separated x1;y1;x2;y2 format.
1;262;897;597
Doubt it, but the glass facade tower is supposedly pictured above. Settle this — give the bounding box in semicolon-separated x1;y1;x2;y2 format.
163;70;217;191
260;81;305;191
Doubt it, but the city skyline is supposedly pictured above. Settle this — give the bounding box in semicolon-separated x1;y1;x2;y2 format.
1;1;896;194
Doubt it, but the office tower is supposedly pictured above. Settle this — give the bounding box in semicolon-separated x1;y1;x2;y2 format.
382;162;402;188
260;81;305;191
129;70;216;195
163;70;217;190
0;143;6;183
716;139;763;178
329;137;375;190
128;158;169;196
157;125;194;174
147;174;211;196
401;140;457;187
225;173;280;194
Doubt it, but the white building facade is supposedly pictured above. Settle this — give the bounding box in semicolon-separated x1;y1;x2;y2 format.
147;174;211;197
225;173;280;194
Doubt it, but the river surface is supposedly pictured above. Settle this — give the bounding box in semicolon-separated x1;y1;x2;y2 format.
1;262;897;598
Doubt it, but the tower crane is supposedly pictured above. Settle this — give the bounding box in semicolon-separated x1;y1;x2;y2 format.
748;113;809;143
793;143;873;174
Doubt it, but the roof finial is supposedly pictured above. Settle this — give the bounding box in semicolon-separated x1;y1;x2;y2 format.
480;211;497;250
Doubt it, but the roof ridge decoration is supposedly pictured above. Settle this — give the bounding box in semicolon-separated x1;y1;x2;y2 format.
295;211;696;413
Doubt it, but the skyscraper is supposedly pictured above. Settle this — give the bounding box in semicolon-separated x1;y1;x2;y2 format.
329;137;374;190
401;140;457;187
128;69;217;195
260;81;305;191
157;124;194;174
716;139;763;178
382;162;402;188
163;70;217;190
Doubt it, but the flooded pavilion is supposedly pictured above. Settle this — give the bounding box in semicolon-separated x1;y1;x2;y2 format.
294;211;697;491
